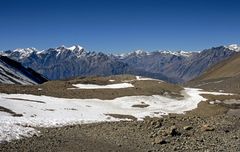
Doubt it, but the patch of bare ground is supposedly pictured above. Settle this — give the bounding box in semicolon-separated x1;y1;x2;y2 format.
4;98;45;104
200;94;240;117
0;75;183;100
105;114;137;121
131;104;150;108
0;106;23;117
186;75;240;94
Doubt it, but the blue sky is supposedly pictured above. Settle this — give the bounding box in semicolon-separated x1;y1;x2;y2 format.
0;0;240;53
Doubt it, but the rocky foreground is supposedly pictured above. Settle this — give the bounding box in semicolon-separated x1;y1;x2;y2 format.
0;101;239;152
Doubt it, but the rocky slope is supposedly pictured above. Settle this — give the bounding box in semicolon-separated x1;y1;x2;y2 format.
0;55;47;85
187;52;240;93
1;44;239;83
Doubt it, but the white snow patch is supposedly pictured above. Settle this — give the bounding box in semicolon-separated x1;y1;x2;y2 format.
200;91;234;96
209;101;215;105
0;88;233;143
159;50;193;57
109;80;115;82
195;80;224;87
0;122;38;143
122;79;135;83
70;83;134;89
67;45;83;51
136;76;163;82
225;44;240;52
12;48;37;59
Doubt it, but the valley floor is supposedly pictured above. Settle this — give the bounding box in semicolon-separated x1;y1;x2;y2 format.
0;76;239;151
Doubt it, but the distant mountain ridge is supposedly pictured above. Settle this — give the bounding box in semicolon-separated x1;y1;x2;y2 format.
0;55;47;84
1;45;128;80
118;45;239;82
1;44;240;83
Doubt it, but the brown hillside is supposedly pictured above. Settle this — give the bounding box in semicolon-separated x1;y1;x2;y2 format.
0;75;183;100
187;53;240;93
195;53;240;81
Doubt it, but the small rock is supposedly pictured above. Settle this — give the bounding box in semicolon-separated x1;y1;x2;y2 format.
215;100;221;104
157;130;168;136
232;136;238;139
154;122;162;129
201;125;215;131
154;137;168;144
149;132;157;138
169;126;181;136
169;115;176;119
137;124;142;129
183;125;193;130
224;129;230;133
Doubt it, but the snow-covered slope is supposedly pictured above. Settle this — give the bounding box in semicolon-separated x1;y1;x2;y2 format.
0;56;47;85
225;44;240;52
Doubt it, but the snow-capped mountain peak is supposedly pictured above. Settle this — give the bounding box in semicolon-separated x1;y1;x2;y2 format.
11;48;38;59
55;45;83;51
39;45;86;58
116;50;149;59
134;50;145;55
159;50;192;57
67;45;83;51
117;49;193;59
1;44;238;83
13;47;37;53
177;51;193;57
225;44;240;52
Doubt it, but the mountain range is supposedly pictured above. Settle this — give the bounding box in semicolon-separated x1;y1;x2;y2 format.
1;44;240;83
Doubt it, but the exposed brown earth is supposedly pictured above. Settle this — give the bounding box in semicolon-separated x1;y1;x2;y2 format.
0;106;23;117
0;75;183;100
105;114;138;121
187;76;240;94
